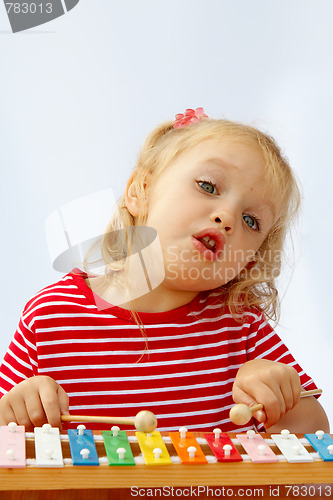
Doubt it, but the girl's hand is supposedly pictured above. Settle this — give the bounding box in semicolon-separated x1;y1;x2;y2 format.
0;376;69;431
232;359;301;429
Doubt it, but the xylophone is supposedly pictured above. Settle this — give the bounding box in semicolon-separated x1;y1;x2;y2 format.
0;422;332;499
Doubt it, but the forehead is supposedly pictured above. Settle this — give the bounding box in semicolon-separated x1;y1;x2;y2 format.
170;137;266;176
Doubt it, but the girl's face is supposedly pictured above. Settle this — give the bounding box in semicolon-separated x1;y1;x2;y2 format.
134;138;276;294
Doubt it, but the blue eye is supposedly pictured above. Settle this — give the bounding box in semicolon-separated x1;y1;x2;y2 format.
243;214;260;231
198;180;217;194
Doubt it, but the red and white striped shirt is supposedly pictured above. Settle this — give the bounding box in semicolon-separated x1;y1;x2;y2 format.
0;270;317;432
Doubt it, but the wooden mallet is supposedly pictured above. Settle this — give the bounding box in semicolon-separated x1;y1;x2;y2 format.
61;410;157;433
229;388;322;426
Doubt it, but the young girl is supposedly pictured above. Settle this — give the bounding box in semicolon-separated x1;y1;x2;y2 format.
0;108;329;434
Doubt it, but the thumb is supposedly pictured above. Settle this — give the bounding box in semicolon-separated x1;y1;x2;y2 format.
57;385;69;415
232;386;266;423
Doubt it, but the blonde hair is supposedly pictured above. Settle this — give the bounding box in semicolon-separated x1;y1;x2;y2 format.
87;118;300;324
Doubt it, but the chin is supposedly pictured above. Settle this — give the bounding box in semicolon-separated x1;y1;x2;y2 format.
164;262;238;291
164;277;225;293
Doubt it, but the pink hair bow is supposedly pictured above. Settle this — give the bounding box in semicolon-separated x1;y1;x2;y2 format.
173;107;208;129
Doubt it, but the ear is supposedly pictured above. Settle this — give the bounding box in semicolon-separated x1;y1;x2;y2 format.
124;174;141;218
124;172;151;218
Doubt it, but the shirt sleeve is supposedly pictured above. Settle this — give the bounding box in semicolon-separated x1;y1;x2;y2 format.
245;312;319;393
0;313;38;398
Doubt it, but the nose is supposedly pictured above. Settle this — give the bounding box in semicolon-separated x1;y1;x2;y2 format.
210;210;235;234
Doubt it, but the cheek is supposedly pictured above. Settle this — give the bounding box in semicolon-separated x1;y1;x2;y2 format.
238;235;263;259
147;195;177;221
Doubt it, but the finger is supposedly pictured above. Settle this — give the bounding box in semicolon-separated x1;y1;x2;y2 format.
11;397;36;431
263;390;287;429
292;385;301;408
57;385;69;431
290;373;301;408
38;385;62;429
233;379;288;428
252;409;266;423
58;385;69;415
233;382;274;424
279;381;295;413
278;368;301;413
0;403;17;426
252;382;286;429
24;392;48;429
232;382;265;407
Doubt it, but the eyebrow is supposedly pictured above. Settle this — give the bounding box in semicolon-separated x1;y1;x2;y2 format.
204;157;237;171
256;202;276;223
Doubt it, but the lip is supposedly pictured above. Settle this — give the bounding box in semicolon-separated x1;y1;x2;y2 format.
191;228;226;262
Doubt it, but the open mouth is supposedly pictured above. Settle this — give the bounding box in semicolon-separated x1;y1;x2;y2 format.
198;236;217;252
192;229;225;262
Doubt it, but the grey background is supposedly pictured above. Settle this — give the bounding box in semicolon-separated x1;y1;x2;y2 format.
0;0;332;426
